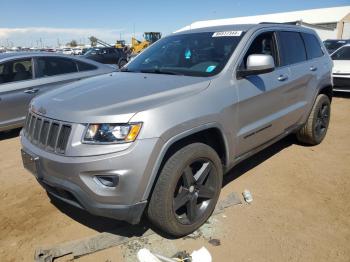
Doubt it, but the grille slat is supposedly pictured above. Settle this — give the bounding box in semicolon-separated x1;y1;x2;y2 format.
33;118;42;142
56;125;72;154
39;120;50;146
23;112;71;154
47;122;60;150
28;115;36;138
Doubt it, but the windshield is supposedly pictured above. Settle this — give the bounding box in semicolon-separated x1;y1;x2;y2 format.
331;46;350;60
324;41;346;52
124;31;245;77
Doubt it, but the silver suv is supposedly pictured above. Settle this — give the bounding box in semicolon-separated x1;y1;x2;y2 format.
21;24;332;236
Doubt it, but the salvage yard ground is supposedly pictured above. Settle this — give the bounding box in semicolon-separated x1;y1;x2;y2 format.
0;95;349;262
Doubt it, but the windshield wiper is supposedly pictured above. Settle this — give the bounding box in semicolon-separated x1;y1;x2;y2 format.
139;68;184;75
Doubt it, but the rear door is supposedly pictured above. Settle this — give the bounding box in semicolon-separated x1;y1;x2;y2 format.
301;32;326;109
33;56;83;95
235;30;291;156
276;31;314;128
0;57;35;129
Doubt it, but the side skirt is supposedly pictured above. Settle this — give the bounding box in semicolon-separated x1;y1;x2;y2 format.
224;124;302;173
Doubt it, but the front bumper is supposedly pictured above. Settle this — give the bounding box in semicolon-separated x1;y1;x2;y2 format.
21;134;163;224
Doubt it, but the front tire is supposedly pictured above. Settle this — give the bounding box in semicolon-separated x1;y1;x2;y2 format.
297;94;331;145
147;143;222;237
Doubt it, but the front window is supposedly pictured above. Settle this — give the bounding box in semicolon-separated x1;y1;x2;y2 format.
331;46;350;60
124;31;245;77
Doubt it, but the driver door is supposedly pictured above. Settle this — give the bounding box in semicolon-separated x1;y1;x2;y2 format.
235;31;291;156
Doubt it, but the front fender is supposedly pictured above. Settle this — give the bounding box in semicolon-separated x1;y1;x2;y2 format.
140;122;229;201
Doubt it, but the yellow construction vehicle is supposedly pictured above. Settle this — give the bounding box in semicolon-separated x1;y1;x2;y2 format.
115;40;126;49
131;32;162;54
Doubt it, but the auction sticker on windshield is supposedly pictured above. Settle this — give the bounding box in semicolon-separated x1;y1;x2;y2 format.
212;31;243;37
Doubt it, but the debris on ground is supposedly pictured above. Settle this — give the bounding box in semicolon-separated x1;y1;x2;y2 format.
190;247;212;262
208;238;221;246
137;247;212;262
137;248;162;262
34;192;241;261
172;250;192;261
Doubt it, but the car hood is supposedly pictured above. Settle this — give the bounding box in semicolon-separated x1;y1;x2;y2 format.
31;72;211;123
332;60;350;74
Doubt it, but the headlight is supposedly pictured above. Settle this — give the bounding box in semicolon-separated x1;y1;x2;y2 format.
83;123;142;144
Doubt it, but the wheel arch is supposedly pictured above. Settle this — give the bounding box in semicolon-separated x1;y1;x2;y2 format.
319;84;333;102
142;124;229;201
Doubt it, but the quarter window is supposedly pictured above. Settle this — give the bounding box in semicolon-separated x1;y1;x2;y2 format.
76;61;97;71
0;58;33;84
302;33;324;59
278;31;307;66
35;57;78;78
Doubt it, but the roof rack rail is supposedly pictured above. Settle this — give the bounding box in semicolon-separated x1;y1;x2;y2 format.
259;21;299;25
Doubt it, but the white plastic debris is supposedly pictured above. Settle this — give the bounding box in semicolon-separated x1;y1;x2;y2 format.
191;246;212;262
137;248;162;262
243;189;253;203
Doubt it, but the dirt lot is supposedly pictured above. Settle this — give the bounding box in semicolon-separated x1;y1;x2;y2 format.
0;96;349;262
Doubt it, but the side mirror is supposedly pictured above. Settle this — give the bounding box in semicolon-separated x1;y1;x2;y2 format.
237;54;275;78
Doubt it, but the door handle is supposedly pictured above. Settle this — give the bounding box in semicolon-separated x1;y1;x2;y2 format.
24;88;39;94
277;75;288;81
310;66;318;71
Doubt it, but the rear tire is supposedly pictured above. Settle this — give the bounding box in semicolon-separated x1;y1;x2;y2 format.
147;143;222;237
296;94;331;145
118;59;127;69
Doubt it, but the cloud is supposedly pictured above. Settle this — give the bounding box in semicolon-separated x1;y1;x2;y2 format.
0;27;143;47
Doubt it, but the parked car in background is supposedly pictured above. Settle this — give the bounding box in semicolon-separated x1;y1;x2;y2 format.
81;48;90;55
21;24;332;236
73;48;83;55
0;53;115;131
83;47;128;68
323;39;350;54
331;44;350;92
62;48;74;55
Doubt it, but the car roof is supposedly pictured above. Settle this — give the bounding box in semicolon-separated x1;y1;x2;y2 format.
0;52;107;66
173;23;315;35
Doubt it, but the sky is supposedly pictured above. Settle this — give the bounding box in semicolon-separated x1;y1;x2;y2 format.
0;0;349;47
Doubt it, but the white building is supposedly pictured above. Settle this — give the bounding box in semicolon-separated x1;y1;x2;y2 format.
177;6;350;40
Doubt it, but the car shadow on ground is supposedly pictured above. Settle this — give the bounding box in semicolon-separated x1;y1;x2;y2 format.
49;135;298;239
49;195;150;237
0;128;21;141
223;135;296;187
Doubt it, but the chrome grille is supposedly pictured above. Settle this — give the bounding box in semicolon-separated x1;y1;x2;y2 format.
24;112;72;154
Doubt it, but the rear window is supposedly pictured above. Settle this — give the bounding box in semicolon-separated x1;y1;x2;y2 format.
302;33;324;59
76;60;97;71
278;31;307;66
